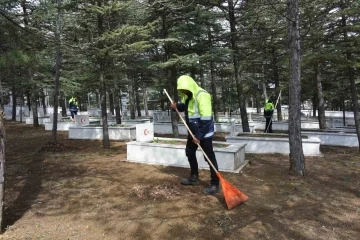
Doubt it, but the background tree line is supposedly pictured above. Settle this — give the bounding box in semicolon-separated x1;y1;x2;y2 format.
0;0;359;161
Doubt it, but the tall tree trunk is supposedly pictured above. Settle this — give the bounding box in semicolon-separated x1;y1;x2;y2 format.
135;82;141;117
97;0;109;149
40;89;47;116
272;48;282;121
114;84;121;124
199;68;205;89
162;13;178;137
0;75;4;109
312;93;317;117
19;94;24;123
205;11;217;115
26;91;31;112
221;77;225;115
31;91;39;127
262;81;268;100
129;78;136;120
11;84;16;121
109;92;114;115
340;0;360;150
0;106;5;230
342;97;346;126
315;63;326;130
227;0;249;132
287;0;305;176
169;66;179;138
52;0;61;140
143;87;149;117
60;92;67;117
256;92;261;114
210;61;218;122
96;92;100;109
100;60;110;148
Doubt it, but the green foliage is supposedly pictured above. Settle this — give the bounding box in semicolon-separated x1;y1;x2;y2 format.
0;0;358;112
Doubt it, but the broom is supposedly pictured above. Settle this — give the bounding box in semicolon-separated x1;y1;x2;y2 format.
163;89;248;210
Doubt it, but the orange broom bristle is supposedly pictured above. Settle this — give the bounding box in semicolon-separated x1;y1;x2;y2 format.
217;173;248;210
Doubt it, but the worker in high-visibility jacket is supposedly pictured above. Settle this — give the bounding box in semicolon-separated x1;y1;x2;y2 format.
264;98;275;133
170;75;219;194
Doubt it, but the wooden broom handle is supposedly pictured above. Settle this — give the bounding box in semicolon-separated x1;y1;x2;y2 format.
163;89;219;174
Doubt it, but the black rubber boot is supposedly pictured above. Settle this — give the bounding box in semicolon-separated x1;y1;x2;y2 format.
203;184;219;194
180;174;200;185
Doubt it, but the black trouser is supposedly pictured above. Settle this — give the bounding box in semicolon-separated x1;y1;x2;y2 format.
185;135;219;185
265;117;273;133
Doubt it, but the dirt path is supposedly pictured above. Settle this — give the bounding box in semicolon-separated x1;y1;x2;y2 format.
1;121;360;240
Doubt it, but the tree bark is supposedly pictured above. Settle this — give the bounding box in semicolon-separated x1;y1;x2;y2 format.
210;61;218;122
11;84;16;121
227;0;249;132
0;106;5;230
161;12;178;137
135;82;141;117
40;89;47;116
287;0;305;176
315;63;326;130
114;83;122;124
143;87;149;117
129;78;136;120
340;0;360;150
169;67;179;138
100;60;110;148
272;48;282;121
0;75;4;109
31;90;39;127
312;93;317;117
96;92;100;109
97;0;109;149
60;92;67;117
262;81;268;101
109;92;114;116
26;91;31;112
52;0;62;141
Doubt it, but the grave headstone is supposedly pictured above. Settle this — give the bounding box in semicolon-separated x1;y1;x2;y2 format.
78;111;89;115
153;112;161;123
230;120;236;136
136;123;154;142
75;115;90;126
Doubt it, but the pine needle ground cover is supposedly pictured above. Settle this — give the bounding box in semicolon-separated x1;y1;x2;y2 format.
1;122;359;240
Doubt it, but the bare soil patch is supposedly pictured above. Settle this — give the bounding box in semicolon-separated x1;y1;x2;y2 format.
1;121;360;240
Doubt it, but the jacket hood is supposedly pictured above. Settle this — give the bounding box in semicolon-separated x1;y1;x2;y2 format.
177;75;200;95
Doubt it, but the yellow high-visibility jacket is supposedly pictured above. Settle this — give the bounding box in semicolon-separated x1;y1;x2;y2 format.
176;75;214;140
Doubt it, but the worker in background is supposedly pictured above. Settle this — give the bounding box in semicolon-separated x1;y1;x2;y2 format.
264;97;275;133
69;96;78;121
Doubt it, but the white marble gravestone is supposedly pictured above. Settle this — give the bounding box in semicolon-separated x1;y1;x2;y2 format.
75;115;90;126
136;123;154;142
230;120;236;136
